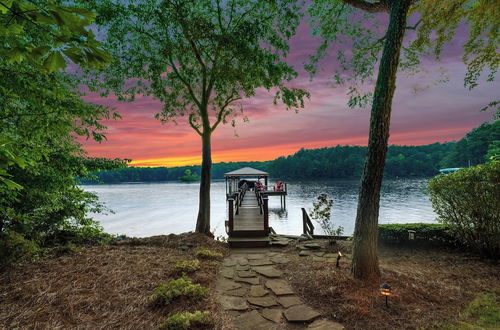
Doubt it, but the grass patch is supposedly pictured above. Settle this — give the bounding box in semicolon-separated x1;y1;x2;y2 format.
194;248;223;260
174;259;201;273
159;311;211;330
438;291;500;329
151;274;208;306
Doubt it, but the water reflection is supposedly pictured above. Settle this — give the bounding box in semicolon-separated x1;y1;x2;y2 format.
84;178;437;238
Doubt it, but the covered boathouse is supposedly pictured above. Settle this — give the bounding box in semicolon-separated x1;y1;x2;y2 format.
224;167;287;247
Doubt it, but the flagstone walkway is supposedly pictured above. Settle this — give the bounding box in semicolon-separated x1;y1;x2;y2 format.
216;249;345;329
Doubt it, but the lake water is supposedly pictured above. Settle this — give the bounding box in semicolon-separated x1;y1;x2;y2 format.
84;178;437;238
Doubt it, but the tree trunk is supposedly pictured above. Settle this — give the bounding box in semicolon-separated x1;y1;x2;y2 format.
351;0;411;280
195;130;212;234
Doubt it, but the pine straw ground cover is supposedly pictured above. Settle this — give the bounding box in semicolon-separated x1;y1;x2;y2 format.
0;233;231;329
278;241;499;330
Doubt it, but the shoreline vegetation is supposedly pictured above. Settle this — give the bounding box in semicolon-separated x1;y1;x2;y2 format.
81;122;499;184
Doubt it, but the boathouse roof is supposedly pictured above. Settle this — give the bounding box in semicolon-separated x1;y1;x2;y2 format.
224;167;269;177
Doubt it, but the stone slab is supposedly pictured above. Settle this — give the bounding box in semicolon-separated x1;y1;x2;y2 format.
252;266;282;278
223;259;238;267
234;310;277;330
247;296;278;307
217;279;242;291
265;279;294;295
249;259;274;266
221;268;235;279
235;276;260;285
250;285;269;297
284;305;321;322
260;308;283;323
236;264;251;271
225;287;248;297
269;256;290;264
303;243;322;250
218;295;248;311
247;254;266;260
277;296;302;308
237;270;256;278
308;319;345;329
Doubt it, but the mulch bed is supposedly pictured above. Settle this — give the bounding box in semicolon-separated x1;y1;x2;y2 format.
278;240;500;330
0;233;231;330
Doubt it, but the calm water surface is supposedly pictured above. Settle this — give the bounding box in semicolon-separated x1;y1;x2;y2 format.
84;178;436;238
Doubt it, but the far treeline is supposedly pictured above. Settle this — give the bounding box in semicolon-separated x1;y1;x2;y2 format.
83;121;499;184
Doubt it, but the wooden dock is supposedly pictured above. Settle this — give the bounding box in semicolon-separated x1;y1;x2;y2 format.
224;167;287;248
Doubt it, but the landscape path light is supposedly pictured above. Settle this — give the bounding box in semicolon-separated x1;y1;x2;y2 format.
336;251;342;268
379;283;392;308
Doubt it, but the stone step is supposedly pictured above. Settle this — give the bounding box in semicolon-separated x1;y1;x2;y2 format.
228;236;270;248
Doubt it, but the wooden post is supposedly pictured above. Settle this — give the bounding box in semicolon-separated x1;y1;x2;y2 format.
263;195;269;233
302;208;307;235
228;197;234;235
283;195;286;209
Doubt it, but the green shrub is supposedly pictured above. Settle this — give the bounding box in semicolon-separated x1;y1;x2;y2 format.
0;231;40;268
174;259;201;273
194;248;222;260
428;162;500;258
378;223;455;245
310;193;344;244
159;311;211;330
464;291;500;328
151;274;208;305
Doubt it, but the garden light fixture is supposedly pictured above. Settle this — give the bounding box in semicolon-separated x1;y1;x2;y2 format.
379;283;392;308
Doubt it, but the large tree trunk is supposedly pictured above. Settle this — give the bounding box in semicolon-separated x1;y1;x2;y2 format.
195;130;212;234
351;0;411;280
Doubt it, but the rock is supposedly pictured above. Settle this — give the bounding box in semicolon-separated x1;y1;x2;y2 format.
299;250;311;257
249;259;274;266
270;240;289;247
237;270;256;278
234;310;277;330
235;276;260;285
236;264;251;271
218;295;248;311
247;296;278;307
217;279;242;291
308;319;345;329
269;256;290;264
323;253;338;258
252;266;282;278
277;296;302;308
260;308;283;323
249;285;269;297
221;268;234;279
303;242;322;250
179;245;190;251
223;259;238;267
314;252;325;257
284;305;321;322
265;279;294;295
297;235;310;242
247;254;265;260
225;287;248;297
238;258;249;266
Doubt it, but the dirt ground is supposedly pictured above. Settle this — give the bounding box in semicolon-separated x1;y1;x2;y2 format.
0;233;231;330
277;240;500;330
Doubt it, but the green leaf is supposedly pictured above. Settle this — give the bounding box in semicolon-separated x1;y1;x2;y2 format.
43;51;67;73
0;0;13;14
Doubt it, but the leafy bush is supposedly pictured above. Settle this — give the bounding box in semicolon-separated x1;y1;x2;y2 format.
378;223;455;245
159;311;211;330
150;275;208;305
194;248;222;260
310;193;343;243
0;231;40;268
428;162;500;258
174;259;201;273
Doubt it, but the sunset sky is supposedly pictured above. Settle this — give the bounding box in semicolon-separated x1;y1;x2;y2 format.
81;21;498;167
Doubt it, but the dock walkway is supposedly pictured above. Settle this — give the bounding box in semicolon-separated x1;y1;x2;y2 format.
233;194;264;232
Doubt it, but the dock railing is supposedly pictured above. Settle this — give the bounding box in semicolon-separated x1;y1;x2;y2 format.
301;208;315;236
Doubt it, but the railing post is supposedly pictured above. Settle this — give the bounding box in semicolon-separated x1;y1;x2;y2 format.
302;208;307;235
228;198;234;234
263;195;269;233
